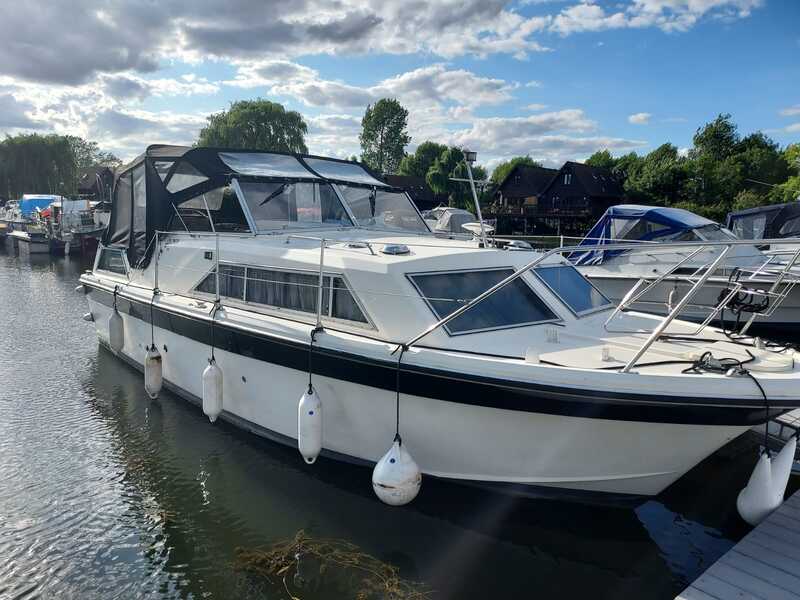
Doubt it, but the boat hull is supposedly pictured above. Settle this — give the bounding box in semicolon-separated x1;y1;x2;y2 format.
84;289;754;498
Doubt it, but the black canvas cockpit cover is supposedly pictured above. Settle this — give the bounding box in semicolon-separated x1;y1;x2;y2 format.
102;145;392;267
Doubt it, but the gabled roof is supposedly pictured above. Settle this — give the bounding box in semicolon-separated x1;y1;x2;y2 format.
497;164;558;198
556;161;624;198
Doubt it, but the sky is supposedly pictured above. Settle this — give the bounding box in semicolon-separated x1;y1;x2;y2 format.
0;0;798;172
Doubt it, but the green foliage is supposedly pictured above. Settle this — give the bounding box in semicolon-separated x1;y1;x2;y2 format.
606;114;797;222
732;189;768;212
65;136;121;170
768;175;800;204
783;143;800;174
490;155;542;184
0;134;78;198
359;98;410;174
197;99;308;153
584;149;616;169
398;141;448;177
425;147;488;212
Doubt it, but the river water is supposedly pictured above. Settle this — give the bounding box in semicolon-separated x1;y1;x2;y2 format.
0;245;778;599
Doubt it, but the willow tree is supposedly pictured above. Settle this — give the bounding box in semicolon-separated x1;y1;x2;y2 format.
197;99;308;153
359;98;410;175
0;134;78;198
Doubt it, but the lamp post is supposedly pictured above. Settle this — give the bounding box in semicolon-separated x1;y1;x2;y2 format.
463;150;488;248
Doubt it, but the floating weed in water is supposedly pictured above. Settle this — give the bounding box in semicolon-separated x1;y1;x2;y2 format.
235;530;434;600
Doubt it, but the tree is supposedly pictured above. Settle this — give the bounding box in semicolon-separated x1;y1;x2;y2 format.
398;141;448;178
0;134;78;198
425;147;487;212
198;99;308;153
624;144;689;205
66;136;121;170
359;98;410;174
584;149;616;170
490;155;542;185
690;113;739;162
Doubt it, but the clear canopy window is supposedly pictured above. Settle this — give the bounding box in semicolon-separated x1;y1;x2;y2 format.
408;268;558;335
239;181;352;230
220;152;318;179
166;161;208;193
731;214;768;240
534;264;611;315
337;186;428;232
303;158;386;187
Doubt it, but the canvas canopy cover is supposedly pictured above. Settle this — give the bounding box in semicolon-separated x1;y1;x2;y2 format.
726;202;800;241
570;204;725;265
20;194;61;217
433;208;476;234
102;145;391;266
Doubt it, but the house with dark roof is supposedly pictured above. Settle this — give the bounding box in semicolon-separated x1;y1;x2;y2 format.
493;164;558;212
383;175;449;212
486;161;624;235
537;161;624;234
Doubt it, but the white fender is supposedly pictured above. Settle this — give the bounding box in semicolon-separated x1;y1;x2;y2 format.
372;436;422;506
737;436;797;526
202;358;223;423
108;309;124;353
297;386;322;464
144;345;163;399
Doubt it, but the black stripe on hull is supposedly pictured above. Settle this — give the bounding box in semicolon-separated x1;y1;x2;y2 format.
105;343;648;505
84;283;793;426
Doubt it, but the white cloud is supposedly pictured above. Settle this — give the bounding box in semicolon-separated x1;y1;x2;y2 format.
227;62;517;110
550;0;763;35
526;103;549;111
628;112;652;125
786;123;800;133
780;105;800;117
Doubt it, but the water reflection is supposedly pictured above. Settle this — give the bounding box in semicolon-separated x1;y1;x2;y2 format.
0;245;760;599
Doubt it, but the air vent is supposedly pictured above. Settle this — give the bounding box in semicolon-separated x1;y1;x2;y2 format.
381;244;410;255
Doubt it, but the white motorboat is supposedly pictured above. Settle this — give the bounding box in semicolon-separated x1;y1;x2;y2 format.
572;205;800;340
79;147;800;501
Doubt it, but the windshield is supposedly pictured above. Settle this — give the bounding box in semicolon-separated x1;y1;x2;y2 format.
337;186;429;232
238;181;352;230
693;224;737;241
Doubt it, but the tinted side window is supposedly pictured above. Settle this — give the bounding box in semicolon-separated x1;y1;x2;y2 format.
408;269;557;335
534;265;611;315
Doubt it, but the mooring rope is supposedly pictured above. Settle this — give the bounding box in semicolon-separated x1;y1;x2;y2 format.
307;326;323;393
394;344;408;441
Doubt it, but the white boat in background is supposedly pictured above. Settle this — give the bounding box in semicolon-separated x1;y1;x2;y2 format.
79;146;800;502
571;205;800;340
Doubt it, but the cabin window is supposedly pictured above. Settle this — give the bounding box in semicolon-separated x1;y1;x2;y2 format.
238;181;352;230
337;186;428;232
534;264;611;315
166;161;209;193
195;266;368;324
196;265;245;299
96;247;128;275
564;173;572;185
169;185;251;233
407;268;558;335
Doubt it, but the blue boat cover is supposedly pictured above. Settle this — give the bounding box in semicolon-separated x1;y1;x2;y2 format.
19;195;58;217
571;204;716;265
